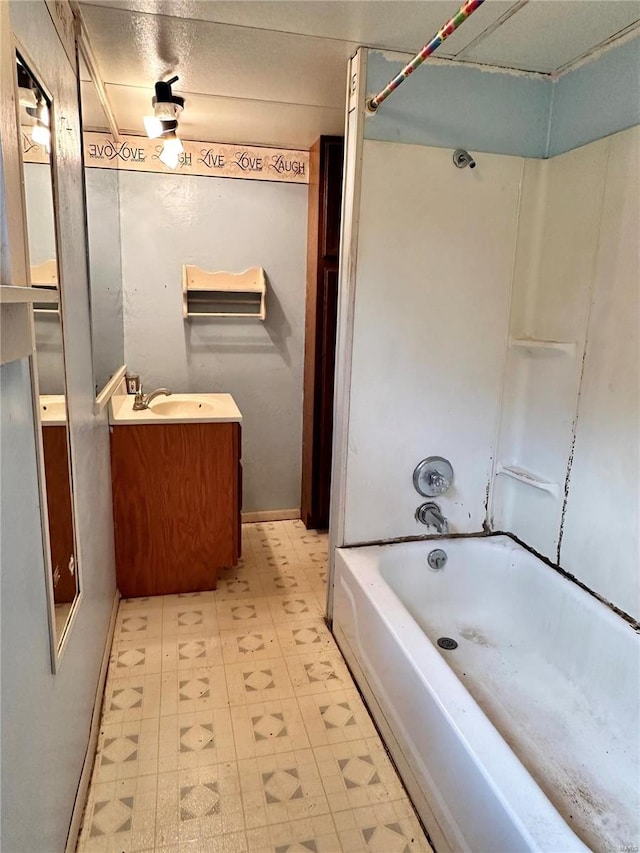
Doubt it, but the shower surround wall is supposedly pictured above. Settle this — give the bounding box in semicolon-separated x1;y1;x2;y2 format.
343;140;522;543
332;44;639;621
118;170;308;514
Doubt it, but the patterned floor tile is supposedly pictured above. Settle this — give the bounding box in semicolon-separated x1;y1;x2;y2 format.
275;621;335;658
297;689;377;747
230;697;311;759
220;626;282;665
238;749;330;830
268;593;324;623
114;609;163;643
93;717;159;783
161;602;218;638
109;637;163;680
216;597;274;630
160;634;222;672
159;665;229;716
103;674;162;724
215;574;262;600
245;814;341;853
159;707;236;772
78;775;157;853
333;801;431;852
312;738;406;813
258;571;315;597
285;651;353;697
225;657;296;706
155;763;245;847
78;522;432;853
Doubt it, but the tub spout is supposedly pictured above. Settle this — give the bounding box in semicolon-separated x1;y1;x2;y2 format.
415;502;449;534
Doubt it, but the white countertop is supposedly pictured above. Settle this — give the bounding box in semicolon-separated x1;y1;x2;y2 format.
110;391;243;426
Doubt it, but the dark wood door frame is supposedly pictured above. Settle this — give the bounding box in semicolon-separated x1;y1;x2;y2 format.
301;136;344;530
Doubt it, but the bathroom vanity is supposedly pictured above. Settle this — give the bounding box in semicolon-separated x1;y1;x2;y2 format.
109;390;242;597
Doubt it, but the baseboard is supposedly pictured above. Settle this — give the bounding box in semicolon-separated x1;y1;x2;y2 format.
65;588;120;853
241;508;300;523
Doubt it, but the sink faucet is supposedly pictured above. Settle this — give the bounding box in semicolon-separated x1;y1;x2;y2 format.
415;501;449;534
132;385;172;410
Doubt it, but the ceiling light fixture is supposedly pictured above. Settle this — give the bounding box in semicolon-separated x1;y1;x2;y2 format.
17;61;50;152
144;75;185;169
17;62;37;109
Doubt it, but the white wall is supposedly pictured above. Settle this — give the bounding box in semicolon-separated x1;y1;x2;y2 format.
118;170;308;513
560;127;640;618
492;138;610;558
2;4;117;851
492;126;639;619
342;140;522;545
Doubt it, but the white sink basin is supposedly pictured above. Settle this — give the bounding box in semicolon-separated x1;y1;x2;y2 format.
109;389;242;425
149;397;217;418
40;395;67;425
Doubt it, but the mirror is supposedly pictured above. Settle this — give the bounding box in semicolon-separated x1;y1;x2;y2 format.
17;53;80;656
78;53;125;398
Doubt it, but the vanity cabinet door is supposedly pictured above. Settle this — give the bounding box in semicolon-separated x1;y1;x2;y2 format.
41;425;76;604
111;422;240;597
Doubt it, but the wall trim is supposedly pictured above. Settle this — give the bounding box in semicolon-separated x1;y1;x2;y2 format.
241;508;300;523
65;589;120;853
22;131;309;184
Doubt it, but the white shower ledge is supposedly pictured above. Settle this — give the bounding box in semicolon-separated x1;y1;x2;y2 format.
496;462;559;497
110;392;242;425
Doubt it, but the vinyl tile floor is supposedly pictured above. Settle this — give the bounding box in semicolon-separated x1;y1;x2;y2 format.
77;520;432;853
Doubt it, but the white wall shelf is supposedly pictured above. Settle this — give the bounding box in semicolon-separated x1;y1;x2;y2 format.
0;284;59;304
509;337;575;354
496;462;560;497
183;265;267;320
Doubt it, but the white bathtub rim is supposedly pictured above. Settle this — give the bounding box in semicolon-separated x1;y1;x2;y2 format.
341;530;640;632
335;538;592;852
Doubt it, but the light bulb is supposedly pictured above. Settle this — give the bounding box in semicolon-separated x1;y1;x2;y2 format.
144;115;164;138
159;135;183;169
38;102;50;128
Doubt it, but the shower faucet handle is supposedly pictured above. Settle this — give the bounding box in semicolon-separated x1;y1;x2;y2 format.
428;471;449;491
413;456;454;497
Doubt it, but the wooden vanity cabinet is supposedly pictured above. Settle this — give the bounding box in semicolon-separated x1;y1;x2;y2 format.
110;422;241;598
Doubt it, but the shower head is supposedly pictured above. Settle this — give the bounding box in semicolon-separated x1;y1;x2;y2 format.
453;149;476;169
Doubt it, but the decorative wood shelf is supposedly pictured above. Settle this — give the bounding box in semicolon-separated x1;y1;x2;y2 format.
509;337;575;355
183;265;266;319
496;462;559;497
0;284;58;305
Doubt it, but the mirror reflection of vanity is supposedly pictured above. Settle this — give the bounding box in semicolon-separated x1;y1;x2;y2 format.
17;53;80;653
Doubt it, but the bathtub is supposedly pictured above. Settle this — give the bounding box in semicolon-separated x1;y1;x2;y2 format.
332;535;639;853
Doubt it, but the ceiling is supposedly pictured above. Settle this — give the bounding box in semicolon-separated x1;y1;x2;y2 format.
78;0;640;149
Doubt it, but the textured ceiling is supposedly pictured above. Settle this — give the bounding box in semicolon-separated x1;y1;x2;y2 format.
78;0;640;148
